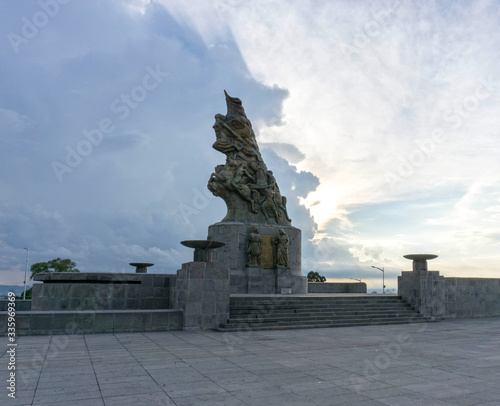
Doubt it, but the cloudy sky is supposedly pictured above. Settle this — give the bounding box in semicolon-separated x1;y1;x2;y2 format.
1;0;499;291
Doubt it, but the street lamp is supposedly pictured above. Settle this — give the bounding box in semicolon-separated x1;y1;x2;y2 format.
349;278;362;282
23;248;29;300
371;265;385;294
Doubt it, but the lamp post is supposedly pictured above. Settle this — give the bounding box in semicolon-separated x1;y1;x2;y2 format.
371;265;385;294
23;248;29;300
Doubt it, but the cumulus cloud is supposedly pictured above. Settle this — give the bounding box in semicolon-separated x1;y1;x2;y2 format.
1;0;499;290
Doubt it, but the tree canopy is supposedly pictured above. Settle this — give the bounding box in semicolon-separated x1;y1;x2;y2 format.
30;258;80;279
307;271;326;282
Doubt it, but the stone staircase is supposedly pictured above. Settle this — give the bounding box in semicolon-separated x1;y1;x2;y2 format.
215;295;435;332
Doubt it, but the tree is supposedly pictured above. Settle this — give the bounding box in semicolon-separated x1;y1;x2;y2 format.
17;287;32;299
307;271;326;282
30;258;80;279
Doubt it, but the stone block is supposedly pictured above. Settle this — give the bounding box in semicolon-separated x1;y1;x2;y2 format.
153;277;166;287
188;268;204;279
31;314;52;331
202;314;216;327
187;289;202;303
93;313;114;333
151;311;169;328
216;302;229;314
111;298;126;310
15;314;31;333
185;302;202;316
204;279;215;291
74;313;96;333
169;312;183;329
113;313;135;332
52;313;75;331
133;312;152;330
126;284;141;298
141;298;155;309
140;276;154;287
153;298;169;309
153;287;167;298
125;299;141;310
184;315;202;330
140;287;154;298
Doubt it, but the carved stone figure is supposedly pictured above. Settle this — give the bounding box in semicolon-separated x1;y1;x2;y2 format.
275;228;289;268
246;227;263;267
207;91;291;225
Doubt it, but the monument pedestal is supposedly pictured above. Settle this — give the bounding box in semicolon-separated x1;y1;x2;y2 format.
174;262;230;331
398;270;445;318
208;222;307;294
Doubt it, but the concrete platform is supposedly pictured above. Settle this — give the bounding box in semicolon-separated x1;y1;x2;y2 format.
1;317;500;405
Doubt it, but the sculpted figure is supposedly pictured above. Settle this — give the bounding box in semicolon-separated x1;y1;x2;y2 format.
275;228;289;268
261;188;280;223
246;227;263;267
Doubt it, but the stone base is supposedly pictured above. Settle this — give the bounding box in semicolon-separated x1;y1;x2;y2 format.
308;282;367;294
31;273;176;311
398;270;445;317
0;310;182;336
174;262;230;331
207;222;307;294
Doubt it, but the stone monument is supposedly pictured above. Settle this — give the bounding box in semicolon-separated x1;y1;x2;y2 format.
207;91;307;294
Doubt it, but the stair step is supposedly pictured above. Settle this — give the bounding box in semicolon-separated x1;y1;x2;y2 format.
228;313;426;322
216;295;437;332
216;318;436;332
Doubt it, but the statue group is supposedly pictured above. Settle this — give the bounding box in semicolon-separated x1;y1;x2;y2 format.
206;91;307;294
207;91;291;226
246;227;289;269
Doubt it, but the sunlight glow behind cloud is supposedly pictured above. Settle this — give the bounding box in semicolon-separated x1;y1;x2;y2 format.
1;0;500;290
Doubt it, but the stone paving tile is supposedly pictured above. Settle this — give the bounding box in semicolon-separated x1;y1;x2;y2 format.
31;390;104;405
2;317;500;405
377;394;456;406
402;381;475;399
99;381;163;398
359;385;416;399
103;392;176;406
172;392;248;406
162;378;227;398
232;390;318;406
290;385;353;401
311;391;375;405
33;399;105;406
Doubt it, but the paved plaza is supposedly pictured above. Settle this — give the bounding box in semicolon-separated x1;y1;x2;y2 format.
2;317;500;406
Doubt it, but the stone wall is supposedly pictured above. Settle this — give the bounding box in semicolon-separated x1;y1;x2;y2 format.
308;282;367;294
398;270;500;318
0;310;182;336
0;299;31;311
444;277;500;318
32;273;176;311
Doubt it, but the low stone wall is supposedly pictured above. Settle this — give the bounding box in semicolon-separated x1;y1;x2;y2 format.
308;282;367;294
0;299;31;311
32;273;177;311
398;270;500;318
444;277;500;318
0;309;182;336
